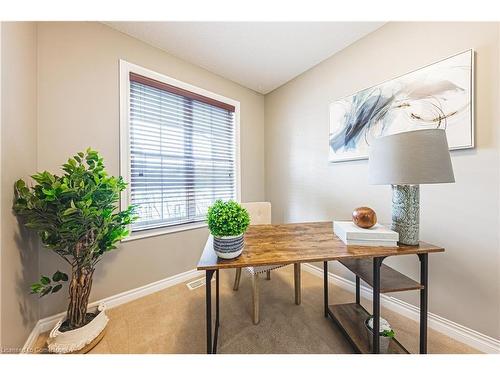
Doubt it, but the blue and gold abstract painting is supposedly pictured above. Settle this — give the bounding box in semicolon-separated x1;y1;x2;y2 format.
329;49;474;162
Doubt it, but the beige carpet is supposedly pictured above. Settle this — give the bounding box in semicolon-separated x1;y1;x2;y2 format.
34;266;480;354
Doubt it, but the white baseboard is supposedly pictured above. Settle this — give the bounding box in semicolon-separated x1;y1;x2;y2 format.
22;322;43;353
302;263;500;354
22;268;202;352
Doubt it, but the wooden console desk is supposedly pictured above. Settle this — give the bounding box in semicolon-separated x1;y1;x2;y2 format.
197;221;444;354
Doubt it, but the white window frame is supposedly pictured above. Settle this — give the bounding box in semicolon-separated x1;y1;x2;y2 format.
119;60;241;241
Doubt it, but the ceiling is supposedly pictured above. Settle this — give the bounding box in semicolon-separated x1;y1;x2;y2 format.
106;22;385;94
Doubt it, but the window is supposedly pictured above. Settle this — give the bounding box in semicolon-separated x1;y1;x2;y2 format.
120;62;240;237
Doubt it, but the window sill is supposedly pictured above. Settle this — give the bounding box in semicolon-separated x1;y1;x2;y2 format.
122;222;208;242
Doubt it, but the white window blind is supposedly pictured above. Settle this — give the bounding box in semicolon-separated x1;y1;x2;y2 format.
128;73;236;232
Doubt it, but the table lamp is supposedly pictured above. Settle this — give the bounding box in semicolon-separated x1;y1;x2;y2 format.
368;129;455;245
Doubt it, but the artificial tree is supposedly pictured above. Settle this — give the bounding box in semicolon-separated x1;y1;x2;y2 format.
13;149;136;330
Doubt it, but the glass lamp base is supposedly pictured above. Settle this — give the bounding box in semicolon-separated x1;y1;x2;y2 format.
391;185;420;246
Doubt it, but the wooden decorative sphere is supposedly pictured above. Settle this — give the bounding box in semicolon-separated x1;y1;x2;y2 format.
352;207;377;229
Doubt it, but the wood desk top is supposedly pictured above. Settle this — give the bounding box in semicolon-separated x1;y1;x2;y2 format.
197;221;444;270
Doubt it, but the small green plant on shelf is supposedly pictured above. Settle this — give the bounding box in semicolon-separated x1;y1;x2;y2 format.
381;329;395;338
13;148;137;330
207;199;250;237
367;316;395;338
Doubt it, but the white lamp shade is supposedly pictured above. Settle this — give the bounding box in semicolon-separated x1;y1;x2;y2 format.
368;129;455;185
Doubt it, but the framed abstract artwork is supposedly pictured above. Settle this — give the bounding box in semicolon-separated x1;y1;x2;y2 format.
328;49;474;162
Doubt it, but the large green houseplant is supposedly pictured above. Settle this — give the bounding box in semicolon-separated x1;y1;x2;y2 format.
13;149;136;332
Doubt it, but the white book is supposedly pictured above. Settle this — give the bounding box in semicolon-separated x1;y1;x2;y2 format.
333;221;399;242
344;239;398;247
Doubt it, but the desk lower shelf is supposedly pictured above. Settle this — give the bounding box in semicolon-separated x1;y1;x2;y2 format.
339;258;423;293
328;303;409;354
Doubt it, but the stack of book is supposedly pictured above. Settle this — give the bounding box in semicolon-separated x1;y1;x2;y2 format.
333;221;399;247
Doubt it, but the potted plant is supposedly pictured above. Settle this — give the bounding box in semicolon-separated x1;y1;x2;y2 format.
13;149;136;353
207;200;250;259
365;316;395;353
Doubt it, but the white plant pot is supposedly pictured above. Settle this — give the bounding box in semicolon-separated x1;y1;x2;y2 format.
47;303;109;354
213;234;244;259
365;317;392;353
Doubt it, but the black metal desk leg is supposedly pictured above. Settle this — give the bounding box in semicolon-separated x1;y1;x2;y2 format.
418;253;428;354
213;269;220;354
216;269;220;328
205;270;215;354
355;276;360;305
372;257;383;354
324;261;329;317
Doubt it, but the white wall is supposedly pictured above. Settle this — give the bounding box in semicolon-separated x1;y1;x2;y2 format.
0;22;39;349
0;21;3;349
265;22;500;339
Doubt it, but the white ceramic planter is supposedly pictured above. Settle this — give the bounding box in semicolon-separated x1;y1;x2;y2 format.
213;234;244;259
47;303;109;354
365;317;392;353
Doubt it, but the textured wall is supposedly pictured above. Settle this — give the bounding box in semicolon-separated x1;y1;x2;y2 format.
1;22;39;349
265;22;500;339
36;22;265;317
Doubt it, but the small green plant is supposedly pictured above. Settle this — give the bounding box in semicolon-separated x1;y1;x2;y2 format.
207;200;250;237
382;329;395;338
13;148;137;330
367;316;395;338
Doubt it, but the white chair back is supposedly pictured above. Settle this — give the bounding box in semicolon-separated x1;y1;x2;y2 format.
241;202;271;225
